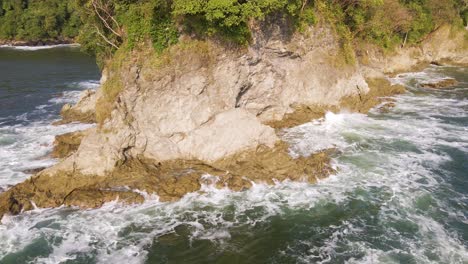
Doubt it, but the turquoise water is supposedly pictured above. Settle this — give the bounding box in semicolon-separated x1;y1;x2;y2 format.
0;47;467;263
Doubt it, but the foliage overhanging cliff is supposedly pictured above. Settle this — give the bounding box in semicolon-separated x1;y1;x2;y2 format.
2;1;467;55
70;0;466;62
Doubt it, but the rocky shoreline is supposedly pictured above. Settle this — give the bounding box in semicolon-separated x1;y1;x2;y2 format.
0;22;466;219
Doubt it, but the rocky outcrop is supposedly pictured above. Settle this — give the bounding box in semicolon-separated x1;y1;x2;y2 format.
52;130;90;159
268;78;406;128
54;89;97;125
0;21;466;219
420;78;459;89
0;143;333;217
43;20;372;177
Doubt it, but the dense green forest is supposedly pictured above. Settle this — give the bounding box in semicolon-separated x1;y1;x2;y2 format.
0;0;81;42
73;0;467;57
1;0;467;55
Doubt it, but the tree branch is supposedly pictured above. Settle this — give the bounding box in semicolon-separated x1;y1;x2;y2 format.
301;0;309;14
96;2;122;32
94;25;119;49
92;0;122;38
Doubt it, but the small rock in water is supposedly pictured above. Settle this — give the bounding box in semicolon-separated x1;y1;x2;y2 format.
420;78;458;89
378;101;397;113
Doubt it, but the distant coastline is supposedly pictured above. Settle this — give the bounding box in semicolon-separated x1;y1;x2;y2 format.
0;38;75;47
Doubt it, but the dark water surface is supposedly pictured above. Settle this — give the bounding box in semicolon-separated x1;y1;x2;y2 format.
0;46;99;123
0;47;467;264
0;46;99;187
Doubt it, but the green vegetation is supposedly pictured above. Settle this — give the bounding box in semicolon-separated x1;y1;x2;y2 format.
0;0;81;41
71;0;466;61
172;0;315;43
2;0;466;55
72;0;316;60
316;0;466;52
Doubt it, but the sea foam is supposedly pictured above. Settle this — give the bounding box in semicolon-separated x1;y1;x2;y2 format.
1;67;467;263
0;44;80;51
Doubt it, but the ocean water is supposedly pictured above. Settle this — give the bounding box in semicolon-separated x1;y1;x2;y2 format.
0;46;99;188
0;47;467;264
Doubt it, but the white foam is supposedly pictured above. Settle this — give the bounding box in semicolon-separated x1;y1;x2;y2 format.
0;121;94;187
70;80;100;90
0;44;80;51
0;78;99;188
283;111;369;158
391;66;447;87
49;80;100;105
48;91;83;105
1;67;467;263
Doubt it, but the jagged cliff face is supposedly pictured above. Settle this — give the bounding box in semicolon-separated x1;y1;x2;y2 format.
61;23;467;177
0;21;466;218
48;19;370;176
361;25;468;76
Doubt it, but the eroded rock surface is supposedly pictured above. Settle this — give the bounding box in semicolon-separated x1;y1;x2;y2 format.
54;89;97;125
41;20;371;177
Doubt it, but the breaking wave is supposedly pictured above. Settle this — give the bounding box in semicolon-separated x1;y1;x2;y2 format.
0;81;97;189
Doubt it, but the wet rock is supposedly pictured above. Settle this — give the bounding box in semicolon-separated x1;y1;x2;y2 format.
340;78;406;113
213;142;334;187
420;78;458;89
22;167;47;175
378;102;397;113
0;141;333;219
0;186;11;194
63;189;145;208
430;61;443;66
266;105;328;129
52;130;89;159
54;89;96;125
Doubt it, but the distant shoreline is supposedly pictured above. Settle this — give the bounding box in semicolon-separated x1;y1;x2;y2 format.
0;38;76;47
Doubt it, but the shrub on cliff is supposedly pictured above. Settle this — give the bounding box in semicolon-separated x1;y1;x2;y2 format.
73;0;315;59
171;0;315;44
327;0;465;49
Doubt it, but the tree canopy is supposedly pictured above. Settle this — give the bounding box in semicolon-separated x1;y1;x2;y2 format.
1;0;466;57
0;0;81;41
